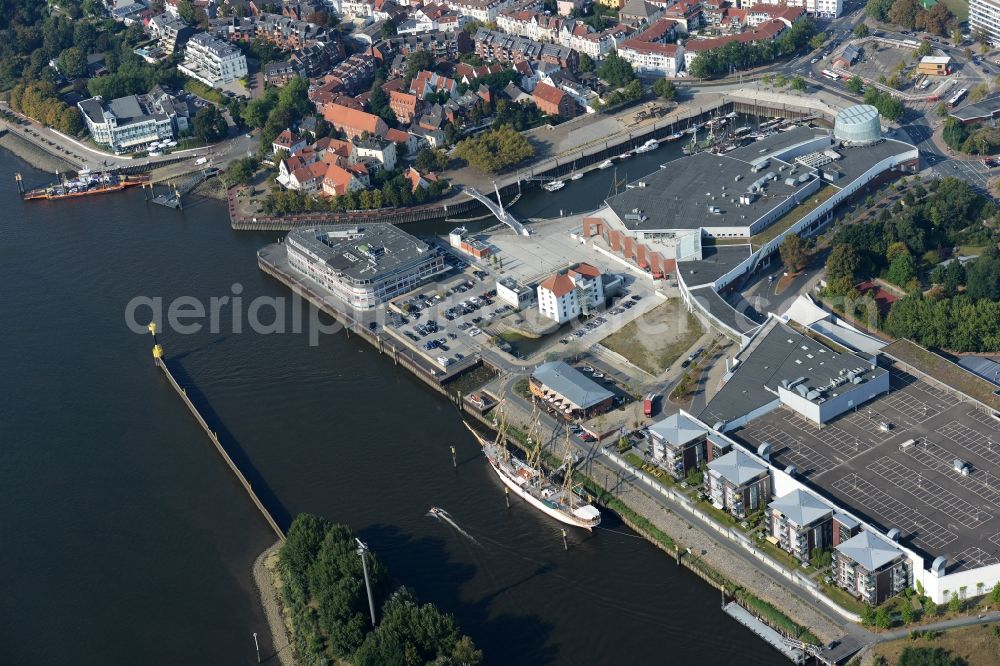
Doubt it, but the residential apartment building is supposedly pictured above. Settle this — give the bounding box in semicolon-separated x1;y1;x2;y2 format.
474;28;578;70
649;412;708;480
178;32;248;87
148;14;195;54
531;81;577;117
769;489;833;564
353;135;397;172
286;225;445;310
389;90;420;123
326;54;377;95
706;450;771;519
682;19;787;67
833;531;911;605
742;0;841;18
322;103;388;139
536;262;603;323
446;0;515;22
617;19;683;77
382;30;473;61
272;129;308;156
972;0;1000;45
496;277;535;310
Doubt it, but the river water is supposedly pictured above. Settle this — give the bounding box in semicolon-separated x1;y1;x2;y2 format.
0;143;784;664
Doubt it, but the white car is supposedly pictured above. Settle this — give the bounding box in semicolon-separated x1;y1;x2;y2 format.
437;356;451;366
469;327;482;336
810;57;819;64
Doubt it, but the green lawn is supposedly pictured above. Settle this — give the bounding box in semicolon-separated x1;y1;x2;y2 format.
751;184;837;247
184;79;223;105
939;0;968;21
820;580;867;615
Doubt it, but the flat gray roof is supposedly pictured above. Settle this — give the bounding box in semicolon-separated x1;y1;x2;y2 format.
287;224;434;282
821;138;915;183
726;126;824;162
606;151;816;232
531;361;613;410
950;94;1000;122
689;287;764;335
676;244;751;288
699;317;887;425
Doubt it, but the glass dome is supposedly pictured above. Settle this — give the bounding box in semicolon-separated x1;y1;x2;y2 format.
834;104;881;144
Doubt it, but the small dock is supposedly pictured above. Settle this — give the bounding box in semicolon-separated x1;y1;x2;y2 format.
723;601;808;664
150;167;219;209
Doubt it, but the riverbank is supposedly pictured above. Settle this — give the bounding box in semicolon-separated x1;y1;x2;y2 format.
258;243;848;648
253;541;296;666
0;131;75;175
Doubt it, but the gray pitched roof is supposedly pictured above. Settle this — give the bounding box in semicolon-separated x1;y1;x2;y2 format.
707;449;768;485
769;489;832;527
836;530;904;571
649;412;705;447
531;362;613;410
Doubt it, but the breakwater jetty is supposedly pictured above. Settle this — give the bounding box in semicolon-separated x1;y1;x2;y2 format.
147;324;285;541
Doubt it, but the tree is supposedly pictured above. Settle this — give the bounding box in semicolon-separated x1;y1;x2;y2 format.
222;156;259;186
578;52;594;73
970;82;990;103
917;4;954;37
809;32;827;50
886;252;917;287
403;50;434;83
990;581;1000;606
653;78;677;102
454;125;533;173
874;605;893;630
899;602;914;625
57;46;87;79
889;0;921;29
947;592;961;613
922;596;937;617
177;0;197;23
846;75;864;94
866;0;894;21
597;51;636;87
790;76;807;92
775;73;788;88
415;147;449;172
192;105;228;143
854;23;870;38
861;603;876;626
381;20;396;38
827;243;860;284
780;233;807;272
916;41;933;58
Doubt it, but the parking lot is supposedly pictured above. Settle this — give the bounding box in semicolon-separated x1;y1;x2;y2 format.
381;268;512;371
735;363;1000;572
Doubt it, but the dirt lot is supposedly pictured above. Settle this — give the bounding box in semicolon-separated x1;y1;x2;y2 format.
873;624;1000;666
599;298;703;376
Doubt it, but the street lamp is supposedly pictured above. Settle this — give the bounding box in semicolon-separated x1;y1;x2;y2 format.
356;538;378;628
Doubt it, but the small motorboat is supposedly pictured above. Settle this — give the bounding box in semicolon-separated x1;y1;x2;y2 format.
598;159;614;169
569;172;583;180
542;180;566;192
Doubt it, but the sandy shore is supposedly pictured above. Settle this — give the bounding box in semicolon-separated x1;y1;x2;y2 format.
252;540;296;666
0;132;76;174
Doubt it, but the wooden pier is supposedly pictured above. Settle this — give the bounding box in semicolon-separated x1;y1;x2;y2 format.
149;327;285;541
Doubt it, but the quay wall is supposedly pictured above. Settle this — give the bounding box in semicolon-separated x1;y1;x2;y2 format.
155;356;285;541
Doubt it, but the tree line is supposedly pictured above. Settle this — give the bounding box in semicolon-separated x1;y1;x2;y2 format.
821;177;1000;351
454;125;533;173
865;0;958;36
687;18;818;79
279;514;482;665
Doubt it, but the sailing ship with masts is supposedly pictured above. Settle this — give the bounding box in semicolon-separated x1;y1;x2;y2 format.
464;402;601;530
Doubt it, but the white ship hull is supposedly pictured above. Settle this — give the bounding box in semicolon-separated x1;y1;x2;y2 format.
486;455;601;530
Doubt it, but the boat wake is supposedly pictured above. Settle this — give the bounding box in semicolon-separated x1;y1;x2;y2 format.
428;507;480;545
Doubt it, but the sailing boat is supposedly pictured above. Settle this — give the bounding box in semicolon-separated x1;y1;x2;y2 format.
464;402;601;530
569;161;583;180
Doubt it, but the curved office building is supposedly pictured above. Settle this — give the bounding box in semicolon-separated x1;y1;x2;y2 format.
834;104;882;144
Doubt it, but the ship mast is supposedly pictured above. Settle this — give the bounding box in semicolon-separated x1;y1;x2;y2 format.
561;428;576;510
526;404;542;478
494;394;510;463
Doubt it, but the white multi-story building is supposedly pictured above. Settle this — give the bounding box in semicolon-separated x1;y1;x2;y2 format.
536;262;604;324
178;32;248;88
286;225;446;310
971;0;1000;46
618;40;684;77
741;0;841;18
77;87;187;154
446;0;514;22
